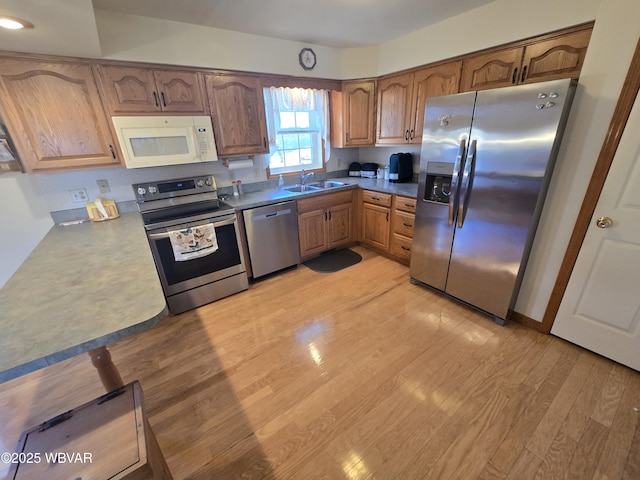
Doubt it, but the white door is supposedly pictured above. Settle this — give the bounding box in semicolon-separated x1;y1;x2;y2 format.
551;91;640;371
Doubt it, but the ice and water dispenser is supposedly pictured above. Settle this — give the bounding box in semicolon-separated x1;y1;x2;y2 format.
423;161;453;204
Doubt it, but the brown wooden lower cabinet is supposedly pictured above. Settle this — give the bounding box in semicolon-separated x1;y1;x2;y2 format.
297;190;355;260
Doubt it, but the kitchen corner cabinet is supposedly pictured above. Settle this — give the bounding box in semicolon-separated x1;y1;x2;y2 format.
205;74;269;157
460;24;592;92
361;190;392;251
297;190;354;259
0;58;121;172
376;61;461;145
331;80;376;147
95;65;208;114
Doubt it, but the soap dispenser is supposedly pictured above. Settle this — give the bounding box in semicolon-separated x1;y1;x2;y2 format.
278;174;284;188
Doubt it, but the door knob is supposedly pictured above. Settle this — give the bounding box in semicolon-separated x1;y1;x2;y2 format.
596;216;612;228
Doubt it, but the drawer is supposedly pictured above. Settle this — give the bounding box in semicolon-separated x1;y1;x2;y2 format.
362;190;392;207
395;196;416;213
393;210;415;238
390;233;413;262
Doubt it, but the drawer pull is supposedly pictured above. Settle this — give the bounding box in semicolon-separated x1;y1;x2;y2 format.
401;246;411;251
372;196;380;201
403;223;413;228
404;203;414;208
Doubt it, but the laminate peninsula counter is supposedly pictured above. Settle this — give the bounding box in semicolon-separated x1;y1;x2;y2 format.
0;212;168;389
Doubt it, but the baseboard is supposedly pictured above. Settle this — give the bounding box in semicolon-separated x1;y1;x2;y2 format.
511;311;546;333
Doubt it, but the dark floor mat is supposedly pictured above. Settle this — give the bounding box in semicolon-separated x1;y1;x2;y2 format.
303;248;362;273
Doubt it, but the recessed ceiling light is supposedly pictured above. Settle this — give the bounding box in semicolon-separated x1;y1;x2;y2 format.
0;16;34;30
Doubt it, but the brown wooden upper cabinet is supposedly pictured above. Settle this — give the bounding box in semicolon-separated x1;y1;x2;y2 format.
205;74;269;158
460;25;592;92
96;65;208;114
376;61;461;145
0;57;121;172
331;80;376;147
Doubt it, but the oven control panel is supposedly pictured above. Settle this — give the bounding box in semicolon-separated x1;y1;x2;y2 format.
132;175;217;202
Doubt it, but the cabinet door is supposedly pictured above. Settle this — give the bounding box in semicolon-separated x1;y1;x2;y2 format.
153;70;207;113
376;73;414;145
0;59;120;172
298;209;329;258
206;74;269;157
459;47;524;92
328;203;353;248
96;65;160;113
409;61;461;144
362;203;390;250
343;81;376;146
520;28;592;84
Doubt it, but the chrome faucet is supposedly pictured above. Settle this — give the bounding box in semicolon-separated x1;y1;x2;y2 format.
300;169;315;185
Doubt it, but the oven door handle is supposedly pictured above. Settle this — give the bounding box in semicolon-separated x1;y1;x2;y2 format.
148;216;237;239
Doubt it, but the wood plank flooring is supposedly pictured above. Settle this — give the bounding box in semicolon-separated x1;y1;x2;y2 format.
1;245;638;479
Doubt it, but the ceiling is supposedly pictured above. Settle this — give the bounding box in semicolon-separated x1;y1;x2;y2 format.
91;0;495;48
0;0;497;57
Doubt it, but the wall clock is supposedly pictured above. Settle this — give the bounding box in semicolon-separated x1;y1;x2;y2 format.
298;48;317;71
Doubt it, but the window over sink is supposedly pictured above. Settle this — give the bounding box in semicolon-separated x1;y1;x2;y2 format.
263;87;329;177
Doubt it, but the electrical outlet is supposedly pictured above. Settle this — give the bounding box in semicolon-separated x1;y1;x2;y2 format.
69;188;88;203
96;179;111;193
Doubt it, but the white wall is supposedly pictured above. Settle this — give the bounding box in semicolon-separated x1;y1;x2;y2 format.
95;9;381;79
0;174;52;288
376;0;602;76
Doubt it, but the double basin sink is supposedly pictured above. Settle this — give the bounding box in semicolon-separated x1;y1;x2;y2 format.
283;180;349;193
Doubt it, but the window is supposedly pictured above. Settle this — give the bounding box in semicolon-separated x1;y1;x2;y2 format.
263;87;330;177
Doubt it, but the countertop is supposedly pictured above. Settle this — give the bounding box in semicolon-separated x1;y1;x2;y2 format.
222;177;418;210
0;212;168;383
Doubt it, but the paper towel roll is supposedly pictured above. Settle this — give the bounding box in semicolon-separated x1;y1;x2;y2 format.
227;159;254;170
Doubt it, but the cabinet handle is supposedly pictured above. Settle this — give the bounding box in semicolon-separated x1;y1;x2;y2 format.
153;92;159;108
161;91;167;107
372;196;380;201
409;129;414;140
405;130;409;141
512;67;518;84
324;211;328;221
403;223;413;228
109;145;116;159
328;210;332;220
263;137;267;148
386;212;389;222
521;65;528;83
346;132;350;143
401;246;411;251
404;203;414;208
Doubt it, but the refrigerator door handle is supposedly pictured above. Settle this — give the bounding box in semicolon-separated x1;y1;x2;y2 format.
449;138;467;226
457;139;477;228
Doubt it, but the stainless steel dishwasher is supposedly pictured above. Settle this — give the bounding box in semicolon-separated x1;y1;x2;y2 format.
242;201;300;278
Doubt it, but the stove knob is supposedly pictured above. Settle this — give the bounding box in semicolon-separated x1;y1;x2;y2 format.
205;177;213;186
137;187;147;196
196;179;205;187
148;186;157;194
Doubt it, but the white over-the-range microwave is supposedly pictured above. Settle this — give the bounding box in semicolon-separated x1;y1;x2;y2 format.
112;115;218;169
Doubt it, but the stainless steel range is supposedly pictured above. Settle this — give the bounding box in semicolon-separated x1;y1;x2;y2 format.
133;175;248;314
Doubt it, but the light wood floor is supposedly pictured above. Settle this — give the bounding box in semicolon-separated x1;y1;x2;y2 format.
1;246;639;479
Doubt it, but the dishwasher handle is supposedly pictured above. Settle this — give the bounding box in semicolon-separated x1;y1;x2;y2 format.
251;208;293;221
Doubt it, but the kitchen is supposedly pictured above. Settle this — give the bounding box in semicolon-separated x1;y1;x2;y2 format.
1;0;639;478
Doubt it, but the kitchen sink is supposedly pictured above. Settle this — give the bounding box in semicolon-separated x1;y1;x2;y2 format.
283;184;321;192
307;180;349;189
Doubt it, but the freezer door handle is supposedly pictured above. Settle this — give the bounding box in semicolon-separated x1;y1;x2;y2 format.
457;139;476;228
449;138;467;226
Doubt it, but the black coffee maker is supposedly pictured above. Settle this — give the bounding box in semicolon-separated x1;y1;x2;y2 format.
389;153;413;182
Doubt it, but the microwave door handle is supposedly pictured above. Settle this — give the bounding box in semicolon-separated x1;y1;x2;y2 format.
457;139;477;228
148;216;237;238
449;138;466;226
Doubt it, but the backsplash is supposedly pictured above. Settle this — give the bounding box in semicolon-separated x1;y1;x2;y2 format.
31;148;359;214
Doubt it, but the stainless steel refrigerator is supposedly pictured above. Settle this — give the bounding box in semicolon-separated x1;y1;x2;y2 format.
410;78;577;324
